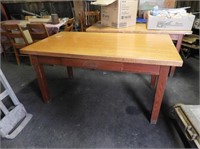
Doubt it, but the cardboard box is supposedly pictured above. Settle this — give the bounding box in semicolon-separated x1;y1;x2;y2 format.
100;0;138;28
147;12;195;30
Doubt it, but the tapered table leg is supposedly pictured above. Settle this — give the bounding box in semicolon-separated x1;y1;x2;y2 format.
30;56;51;103
170;35;184;77
151;75;158;88
151;66;170;124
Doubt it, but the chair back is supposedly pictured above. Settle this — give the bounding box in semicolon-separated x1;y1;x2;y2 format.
2;24;29;49
64;18;74;32
1;24;30;65
27;23;49;42
1;29;12;48
79;11;100;32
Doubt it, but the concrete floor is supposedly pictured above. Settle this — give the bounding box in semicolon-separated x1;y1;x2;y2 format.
0;54;199;148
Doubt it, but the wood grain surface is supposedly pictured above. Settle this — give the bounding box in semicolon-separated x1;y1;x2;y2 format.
21;32;183;66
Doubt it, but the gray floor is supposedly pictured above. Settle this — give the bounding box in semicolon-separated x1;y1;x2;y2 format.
0;54;199;148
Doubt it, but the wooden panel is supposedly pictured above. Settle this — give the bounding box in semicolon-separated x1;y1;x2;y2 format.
62;58;123;71
37;56;160;74
123;63;160;75
38;56;62;65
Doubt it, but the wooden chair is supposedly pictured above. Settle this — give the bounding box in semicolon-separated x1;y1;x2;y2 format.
79;11;100;32
26;23;49;43
2;24;30;65
64;18;74;32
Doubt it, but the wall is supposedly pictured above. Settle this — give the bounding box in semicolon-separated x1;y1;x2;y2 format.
176;0;199;13
1;1;74;20
1;0;199;21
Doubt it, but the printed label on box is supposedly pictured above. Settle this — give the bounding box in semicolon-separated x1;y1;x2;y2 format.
157;21;183;28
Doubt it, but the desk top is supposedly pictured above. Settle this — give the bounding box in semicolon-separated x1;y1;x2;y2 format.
86;22;192;35
21;32;183;67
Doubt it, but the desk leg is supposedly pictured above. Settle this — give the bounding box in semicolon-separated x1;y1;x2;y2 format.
170;35;184;77
30;56;51;103
151;75;158;88
151;66;170;124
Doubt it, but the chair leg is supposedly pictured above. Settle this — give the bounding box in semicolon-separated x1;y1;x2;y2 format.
13;48;20;65
3;51;7;61
1;46;7;61
28;55;33;65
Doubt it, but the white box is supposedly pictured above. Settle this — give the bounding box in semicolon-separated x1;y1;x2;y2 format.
147;12;195;30
100;0;138;28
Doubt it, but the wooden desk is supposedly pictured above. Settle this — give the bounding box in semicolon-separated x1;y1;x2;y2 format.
86;23;191;76
21;32;183;124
